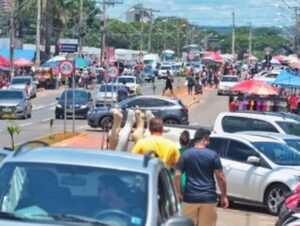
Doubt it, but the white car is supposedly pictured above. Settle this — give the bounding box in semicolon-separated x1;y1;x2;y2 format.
254;70;280;84
9;76;37;98
217;75;239;95
207;133;300;215
213;111;300;136
114;75;140;95
95;84;120;107
158;64;173;79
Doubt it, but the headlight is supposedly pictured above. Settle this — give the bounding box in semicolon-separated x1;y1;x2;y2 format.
16;104;23;111
80;105;88;109
56;104;62;108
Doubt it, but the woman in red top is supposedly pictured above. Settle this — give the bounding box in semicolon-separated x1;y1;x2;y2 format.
288;94;299;114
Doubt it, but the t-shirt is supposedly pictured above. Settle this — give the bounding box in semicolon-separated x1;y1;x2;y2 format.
132;135;180;168
175;147;223;203
117;86;128;102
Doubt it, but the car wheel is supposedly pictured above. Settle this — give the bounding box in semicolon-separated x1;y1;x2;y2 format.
28;112;32;118
265;183;289;215
100;116;113;132
217;91;221;96
163;118;179;125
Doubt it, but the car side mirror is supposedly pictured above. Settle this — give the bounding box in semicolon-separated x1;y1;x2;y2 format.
247;156;261;166
165;216;194;226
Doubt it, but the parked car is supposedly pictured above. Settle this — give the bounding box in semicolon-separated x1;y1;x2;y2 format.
88;95;189;129
0;141;193;226
9;76;37;98
237;131;300;152
0;89;32;119
253;70;280;84
140;66;155;82
172;63;181;76
95;84;120;107
55;89;94;119
207;133;300;215
158;64;173;79
114;75;140;95
217;75;239;95
213;111;300;136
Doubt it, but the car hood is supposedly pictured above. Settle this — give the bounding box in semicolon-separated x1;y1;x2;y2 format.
272;165;300;173
219;82;237;87
0;99;22;106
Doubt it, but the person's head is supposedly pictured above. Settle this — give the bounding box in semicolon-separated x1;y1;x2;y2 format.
149;117;163;134
179;130;190;148
193;128;211;147
98;174;126;202
166;70;170;75
122;81;126;86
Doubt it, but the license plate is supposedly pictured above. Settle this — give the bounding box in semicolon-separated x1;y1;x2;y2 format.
3;108;12;113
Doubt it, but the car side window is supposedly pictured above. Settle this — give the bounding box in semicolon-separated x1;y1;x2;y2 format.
222;116;249;132
127;99;145;108
157;169;178;222
251;119;278;132
148;99;170;107
226;140;257;163
207;138;229;157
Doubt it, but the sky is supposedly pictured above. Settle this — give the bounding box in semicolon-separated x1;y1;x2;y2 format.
105;0;296;27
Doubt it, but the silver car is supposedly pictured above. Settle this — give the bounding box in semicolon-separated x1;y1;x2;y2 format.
0;89;32;119
0;141;193;226
10;76;37;98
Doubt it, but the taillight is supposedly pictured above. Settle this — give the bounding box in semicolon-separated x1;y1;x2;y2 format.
181;106;188;113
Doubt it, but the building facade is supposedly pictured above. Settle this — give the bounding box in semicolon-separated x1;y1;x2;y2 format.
0;0;11;12
126;4;151;23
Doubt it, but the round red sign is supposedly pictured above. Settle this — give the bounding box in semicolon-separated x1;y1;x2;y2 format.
58;60;75;77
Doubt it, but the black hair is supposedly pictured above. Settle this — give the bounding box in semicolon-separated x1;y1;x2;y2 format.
194;128;210;143
149;117;163;133
179;130;190;147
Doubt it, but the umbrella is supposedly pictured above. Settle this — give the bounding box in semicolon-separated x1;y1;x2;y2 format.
273;55;286;62
231;80;279;96
288;60;300;69
0;55;10;67
14;58;34;67
47;55;66;63
202;51;223;62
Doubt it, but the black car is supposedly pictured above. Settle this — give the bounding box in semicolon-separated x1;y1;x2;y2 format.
55;89;94;119
87;95;189;129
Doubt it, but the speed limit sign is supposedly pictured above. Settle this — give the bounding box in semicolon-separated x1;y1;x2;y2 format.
106;66;119;78
58;60;75;77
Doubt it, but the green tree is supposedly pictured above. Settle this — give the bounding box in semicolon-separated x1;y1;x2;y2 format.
7;121;21;150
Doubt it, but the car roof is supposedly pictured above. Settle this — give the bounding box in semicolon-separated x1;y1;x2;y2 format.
235;131;300;140
219;111;298;122
129;95;181;103
3;147;163;174
210;132;285;143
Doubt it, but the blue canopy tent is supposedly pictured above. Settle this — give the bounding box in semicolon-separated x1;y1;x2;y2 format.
273;70;300;88
0;49;35;60
73;57;89;68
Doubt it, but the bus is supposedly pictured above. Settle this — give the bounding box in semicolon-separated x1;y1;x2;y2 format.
161;50;175;62
182;44;203;62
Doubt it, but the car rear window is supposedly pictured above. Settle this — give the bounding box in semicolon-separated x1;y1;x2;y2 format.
277;121;300;136
99;85;118;92
221;77;238;82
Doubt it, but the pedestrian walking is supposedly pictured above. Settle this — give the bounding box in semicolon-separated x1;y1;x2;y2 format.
162;71;174;96
194;73;202;95
186;74;194;95
117;81;129;103
132;117;180;168
174;128;228;226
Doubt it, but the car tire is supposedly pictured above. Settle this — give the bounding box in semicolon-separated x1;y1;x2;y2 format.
217;91;221;96
55;114;60;119
28;112;32;118
265;183;289;215
163;118;179;125
100;116;113;132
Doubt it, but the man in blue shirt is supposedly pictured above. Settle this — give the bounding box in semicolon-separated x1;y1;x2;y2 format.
174;128;228;226
117;81;129;102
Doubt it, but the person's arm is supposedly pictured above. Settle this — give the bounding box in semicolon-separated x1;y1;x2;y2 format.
215;170;229;208
174;169;183;202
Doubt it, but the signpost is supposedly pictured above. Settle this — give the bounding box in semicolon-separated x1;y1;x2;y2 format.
58;60;75;133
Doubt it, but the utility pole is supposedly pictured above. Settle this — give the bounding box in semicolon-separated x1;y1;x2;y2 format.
147;8;160;53
204;30;208;51
9;0;16;80
248;22;252;57
232;10;235;56
36;0;41;67
78;0;84;58
176;20;180;58
98;0;123;65
140;6;144;52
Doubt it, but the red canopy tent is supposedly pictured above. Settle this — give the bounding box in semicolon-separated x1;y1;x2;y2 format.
14;58;34;67
202;51;223;62
0;55;10;67
231;80;279;96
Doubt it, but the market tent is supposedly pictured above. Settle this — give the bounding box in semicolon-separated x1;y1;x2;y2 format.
0;49;35;61
73;57;89;68
202;51;222;63
0;55;9;67
14;58;34;67
273;70;300;88
231;80;279;96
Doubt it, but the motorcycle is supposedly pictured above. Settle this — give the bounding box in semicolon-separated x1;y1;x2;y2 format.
276;184;300;226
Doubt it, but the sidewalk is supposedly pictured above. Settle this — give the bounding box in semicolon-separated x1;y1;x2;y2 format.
53;85;215;148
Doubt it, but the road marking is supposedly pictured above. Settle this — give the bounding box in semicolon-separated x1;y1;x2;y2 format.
33;102;56;111
41;117;54;122
19;122;33;127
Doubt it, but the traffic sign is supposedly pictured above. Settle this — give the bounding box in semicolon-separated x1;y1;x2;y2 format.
58;60;75;77
106;66;119;78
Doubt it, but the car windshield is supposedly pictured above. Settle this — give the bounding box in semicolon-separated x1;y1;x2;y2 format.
0;162;148;225
143;67;152;73
276;121;300;136
144;60;154;65
161;66;171;70
0;91;24;100
284;139;300;152
221;77;238;82
99;85;118;92
253;142;300;165
60;91;88;101
12;78;31;85
117;77;134;84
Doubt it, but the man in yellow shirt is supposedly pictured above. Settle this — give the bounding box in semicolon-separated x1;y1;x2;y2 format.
132;117;180;168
